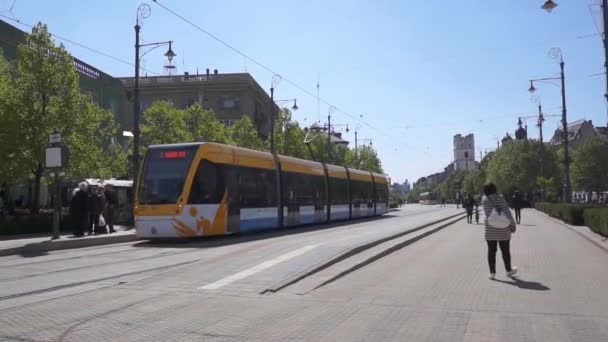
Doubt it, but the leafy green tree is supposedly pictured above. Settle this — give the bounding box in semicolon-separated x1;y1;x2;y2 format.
274;109;307;158
486;139;560;197
353;145;383;173
462;169;486;197
185;103;231;144
571;137;608;196
64;96;127;180
1;23;127;212
229;116;265;150
0;51;20;186
140;101;190;146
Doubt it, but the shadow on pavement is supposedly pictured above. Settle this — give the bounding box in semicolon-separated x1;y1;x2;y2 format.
494;277;550;291
132;214;398;250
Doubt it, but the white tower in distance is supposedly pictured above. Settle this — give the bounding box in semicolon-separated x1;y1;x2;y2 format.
453;133;475;172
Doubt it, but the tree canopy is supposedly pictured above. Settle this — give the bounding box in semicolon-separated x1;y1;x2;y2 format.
571;137;608;193
486;139;561;196
0;23;127;212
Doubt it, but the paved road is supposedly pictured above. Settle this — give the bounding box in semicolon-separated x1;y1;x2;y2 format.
1;207;606;341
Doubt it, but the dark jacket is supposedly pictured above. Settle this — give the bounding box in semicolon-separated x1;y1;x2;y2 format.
104;190;116;208
512;194;523;209
70;190;88;219
88;193;105;214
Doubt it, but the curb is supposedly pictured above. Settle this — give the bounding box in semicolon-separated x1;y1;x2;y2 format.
0;233;139;257
308;215;466;292
262;211;465;294
533;209;608;255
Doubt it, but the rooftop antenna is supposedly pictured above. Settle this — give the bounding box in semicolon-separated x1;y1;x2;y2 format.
243;57;248;72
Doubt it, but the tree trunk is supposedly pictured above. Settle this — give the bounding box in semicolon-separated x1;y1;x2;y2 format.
31;162;44;214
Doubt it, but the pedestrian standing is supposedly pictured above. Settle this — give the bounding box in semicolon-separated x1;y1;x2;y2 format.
464;193;475;223
89;186;104;235
512;191;523;224
70;182;89;237
103;184;117;233
96;186;108;234
87;187;97;235
482;183;517;280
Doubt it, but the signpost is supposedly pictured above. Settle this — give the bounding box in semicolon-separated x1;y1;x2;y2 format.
45;132;69;239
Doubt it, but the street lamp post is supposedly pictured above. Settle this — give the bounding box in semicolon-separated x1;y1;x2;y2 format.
541;0;608;127
132;4;176;181
269;75;282;155
274;99;298;153
528;47;571;202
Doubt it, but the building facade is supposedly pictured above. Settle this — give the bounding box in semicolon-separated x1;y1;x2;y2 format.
453;133;475;172
118;71;278;139
0;20;130;139
549;119;600;148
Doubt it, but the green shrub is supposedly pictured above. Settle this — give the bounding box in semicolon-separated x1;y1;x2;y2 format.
534;202;595;225
583;208;608;237
0;214;72;236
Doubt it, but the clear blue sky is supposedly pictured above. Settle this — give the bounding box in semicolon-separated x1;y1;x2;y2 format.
3;0;607;183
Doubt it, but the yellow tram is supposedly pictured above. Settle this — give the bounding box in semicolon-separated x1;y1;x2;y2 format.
134;142;389;238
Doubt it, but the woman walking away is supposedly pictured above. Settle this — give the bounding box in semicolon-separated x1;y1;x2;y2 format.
482;183;517;280
512;191;523;224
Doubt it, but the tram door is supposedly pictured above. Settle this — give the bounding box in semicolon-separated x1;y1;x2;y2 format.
225;165;241;234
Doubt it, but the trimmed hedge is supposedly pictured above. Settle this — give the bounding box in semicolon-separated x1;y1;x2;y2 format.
0;214;72;236
534;202;594;225
536;202;608;237
583;208;608;237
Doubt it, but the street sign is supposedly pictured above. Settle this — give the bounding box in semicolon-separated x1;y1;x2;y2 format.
49;133;61;144
45;146;62;168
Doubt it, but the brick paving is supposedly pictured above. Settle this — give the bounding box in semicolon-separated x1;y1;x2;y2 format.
0;208;606;341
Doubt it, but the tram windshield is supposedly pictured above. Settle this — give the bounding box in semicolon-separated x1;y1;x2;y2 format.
138;145;198;205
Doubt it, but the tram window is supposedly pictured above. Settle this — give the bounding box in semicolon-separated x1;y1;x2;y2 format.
139;145;198;205
375;182;388;204
329;177;348;205
239;167;277;208
312;175;327;209
282;172;323;206
188;160;226;204
351;180;373;204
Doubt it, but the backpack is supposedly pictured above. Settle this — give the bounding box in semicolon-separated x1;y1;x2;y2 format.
487;196;513;230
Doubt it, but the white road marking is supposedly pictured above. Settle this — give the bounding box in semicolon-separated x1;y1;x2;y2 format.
198;244;320;290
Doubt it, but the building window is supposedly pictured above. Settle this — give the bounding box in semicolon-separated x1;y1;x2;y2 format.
218;96;240;110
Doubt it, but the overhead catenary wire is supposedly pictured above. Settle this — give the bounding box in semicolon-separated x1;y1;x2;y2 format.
151;0;375;131
0;14;160;76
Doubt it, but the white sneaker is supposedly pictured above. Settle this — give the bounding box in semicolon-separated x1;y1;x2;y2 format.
489;273;495;280
507;267;518;277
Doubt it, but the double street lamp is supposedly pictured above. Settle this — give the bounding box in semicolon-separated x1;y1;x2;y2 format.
528;47;571;202
132;4;176;180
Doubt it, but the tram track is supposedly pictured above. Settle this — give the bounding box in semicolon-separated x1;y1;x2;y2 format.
0;248;204;283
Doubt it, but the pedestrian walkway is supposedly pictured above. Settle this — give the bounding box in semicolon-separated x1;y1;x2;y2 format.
0;225;136;256
0;209;606;341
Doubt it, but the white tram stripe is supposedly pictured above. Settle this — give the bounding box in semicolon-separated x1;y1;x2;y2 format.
198;244;320;290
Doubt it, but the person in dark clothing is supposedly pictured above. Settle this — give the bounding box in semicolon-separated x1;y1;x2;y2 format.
464;193;476;223
70;182;89;237
512;191;523;224
88;186;105;235
103;184;116;233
